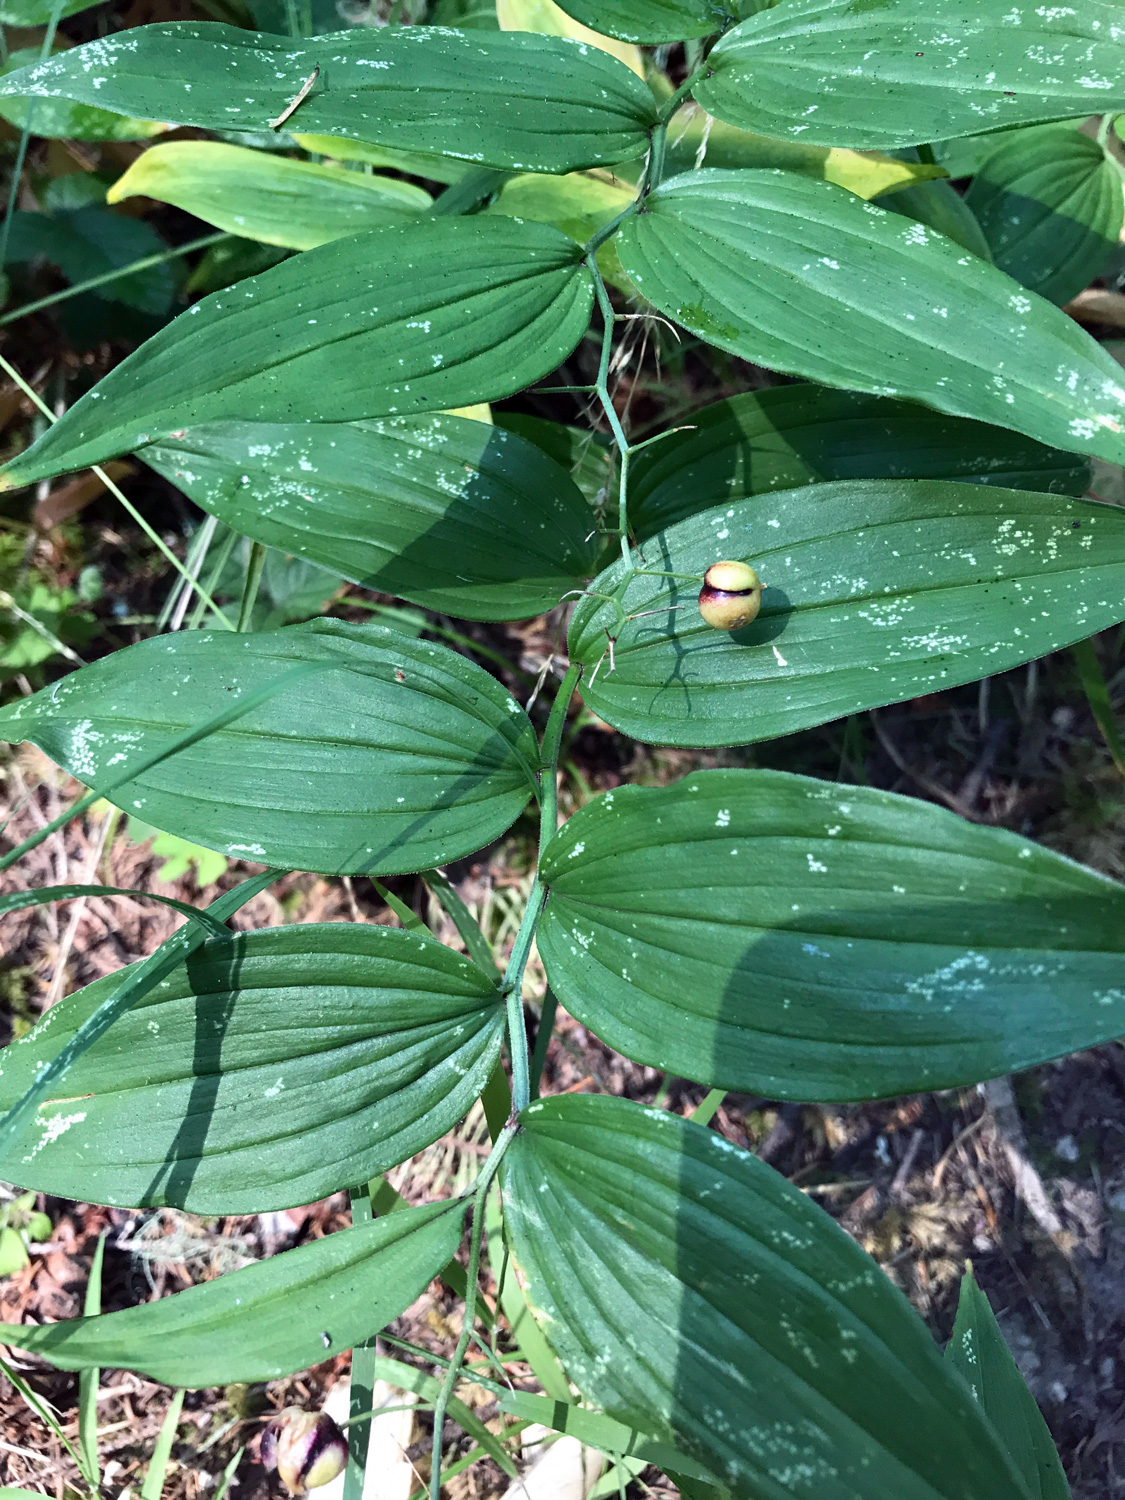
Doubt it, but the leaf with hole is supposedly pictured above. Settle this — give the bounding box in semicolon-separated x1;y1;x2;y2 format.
965;125;1124;306
0;1200;465;1386
697;0;1125;152
615;170;1125;467
142;413;599;622
0;618;539;875
108;142;433;252
0;924;502;1213
537;768;1125;1101
502;1094;1030;1500
569;480;1125;748
0;23;656;172
628;385;1091;540
0;216;593;489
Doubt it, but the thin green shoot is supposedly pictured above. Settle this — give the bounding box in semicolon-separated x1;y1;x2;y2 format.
0;232;230;329
140;1389;186;1500
0;354;235;630
77;1233;106;1492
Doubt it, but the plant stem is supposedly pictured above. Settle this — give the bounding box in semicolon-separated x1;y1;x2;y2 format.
0;231;229;328
0;0;63;272
497;664;581;1114
0;353;236;629
429;1120;519;1500
585;258;634;575
236;540;267;631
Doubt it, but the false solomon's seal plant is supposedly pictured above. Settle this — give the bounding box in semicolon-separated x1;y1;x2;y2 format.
4;0;1125;1495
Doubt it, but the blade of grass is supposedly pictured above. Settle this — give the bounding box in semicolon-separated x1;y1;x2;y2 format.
140;1389;185;1500
213;1445;244;1500
421;870;500;980
0;1355;87;1477
0;232;230;329
77;1233;106;1493
236;540;267;632
0;355;235;630
0;0;63;271
0;884;227;935
689;1089;726;1128
344;1183;377;1500
1072;635;1125;776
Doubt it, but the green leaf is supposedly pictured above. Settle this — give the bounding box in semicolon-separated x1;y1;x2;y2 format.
108;142;432;252
493;412;613;505
0;1199;465;1387
0;618;538;875
946;1270;1070;1500
878;177;993;261
291;134;471;186
0;48;163;142
629;385;1091;540
615;170;1125;467
140;414;599;622
503;1094;1029;1500
697;0;1125;152
0;924;502;1213
0;1227;29;1278
0;0;99;22
965;125;1124;306
537;768;1125;1101
663;106;950;201
487;172;636;289
141;1391;186;1500
0;215;593;490
0;23;656;173
569;480;1125;748
549;0;746;43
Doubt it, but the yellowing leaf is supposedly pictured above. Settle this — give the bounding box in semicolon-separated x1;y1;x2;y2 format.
497;0;645;77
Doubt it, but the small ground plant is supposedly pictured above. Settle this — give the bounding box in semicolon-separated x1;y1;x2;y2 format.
4;1;1125;1496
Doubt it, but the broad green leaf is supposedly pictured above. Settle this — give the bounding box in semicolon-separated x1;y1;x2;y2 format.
0;619;539;875
108;142;432;252
0;48;163;142
629;386;1091;539
946;1271;1070;1500
503;1095;1030;1500
663;106;949;201
549;0;750;43
487;172;636;288
0;216;593;489
0;23;657;173
615;170;1125;467
697;0;1125;152
0;1200;465;1386
537;768;1125;1101
497;0;645;76
0;924;502;1213
291;134;470;185
568;480;1125;748
878;177;993;261
141;413;600;622
0;0;98;21
965;125;1124;306
493;411;613;503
